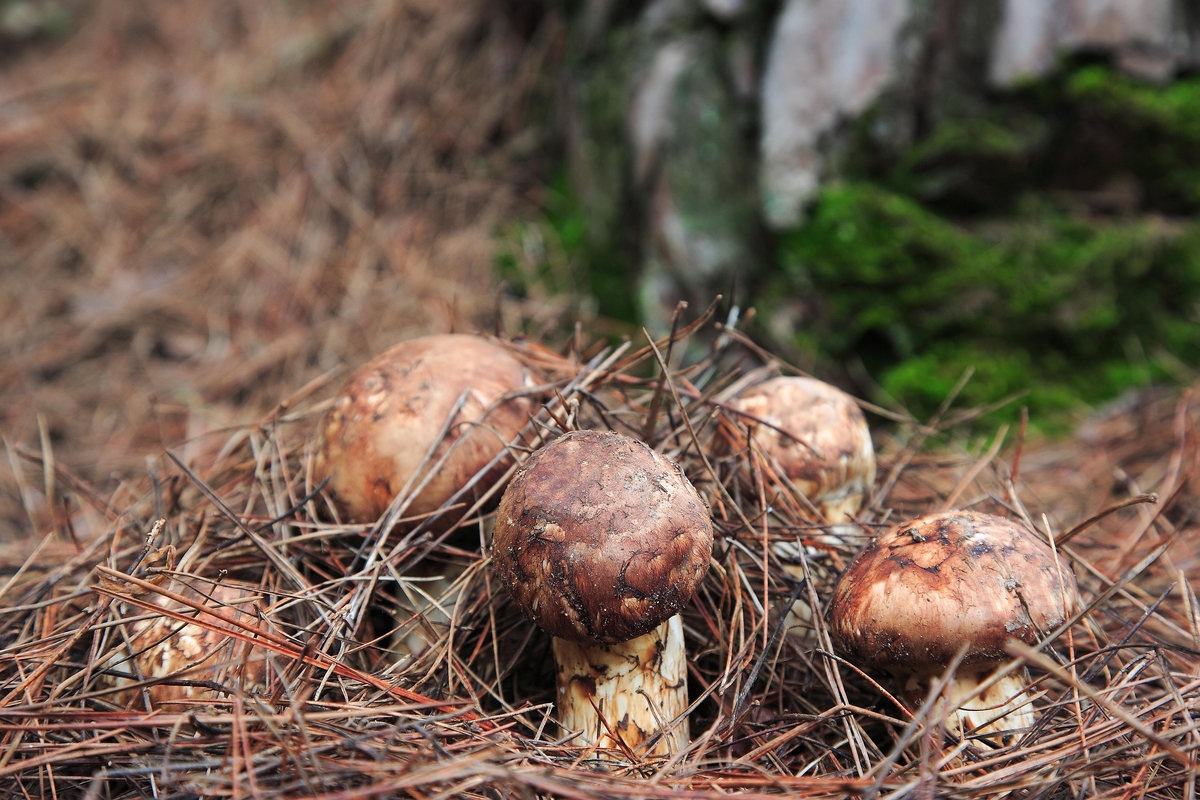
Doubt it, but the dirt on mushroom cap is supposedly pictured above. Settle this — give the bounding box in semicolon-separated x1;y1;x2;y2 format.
828;510;1082;670
313;334;533;523
492;430;713;645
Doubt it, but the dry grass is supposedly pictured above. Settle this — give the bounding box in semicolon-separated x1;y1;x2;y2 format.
0;311;1197;798
0;0;562;541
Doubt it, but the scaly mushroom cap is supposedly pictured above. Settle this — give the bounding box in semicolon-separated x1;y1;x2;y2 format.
828;510;1082;671
109;583;267;707
493;430;713;645
731;377;874;522
314;334;533;523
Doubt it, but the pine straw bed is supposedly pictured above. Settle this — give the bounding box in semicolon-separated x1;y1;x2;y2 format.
0;307;1197;800
0;0;564;540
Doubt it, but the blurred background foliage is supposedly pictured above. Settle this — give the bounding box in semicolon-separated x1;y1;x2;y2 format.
9;0;1200;443
0;0;71;42
499;55;1200;433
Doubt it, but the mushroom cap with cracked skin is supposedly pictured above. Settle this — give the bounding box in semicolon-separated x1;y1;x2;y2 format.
730;377;875;522
493;430;714;645
828;510;1082;671
313;334;533;523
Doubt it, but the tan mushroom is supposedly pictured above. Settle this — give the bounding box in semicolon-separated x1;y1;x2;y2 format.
729;376;875;638
729;376;875;529
828;510;1083;746
492;430;713;758
106;581;267;708
314;334;534;524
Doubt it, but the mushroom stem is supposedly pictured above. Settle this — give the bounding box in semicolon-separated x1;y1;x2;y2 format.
391;564;465;663
818;499;868;547
774;496;859;636
903;664;1035;747
552;614;689;757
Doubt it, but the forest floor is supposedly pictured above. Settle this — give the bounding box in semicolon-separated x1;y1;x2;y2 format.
2;0;1195;566
1;3;1199;797
0;0;565;540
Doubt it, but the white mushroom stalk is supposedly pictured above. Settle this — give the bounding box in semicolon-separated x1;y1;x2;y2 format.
899;664;1039;740
493;430;713;759
829;511;1083;747
553;616;690;754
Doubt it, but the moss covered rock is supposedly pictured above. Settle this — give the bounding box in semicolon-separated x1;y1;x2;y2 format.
773;182;1200;426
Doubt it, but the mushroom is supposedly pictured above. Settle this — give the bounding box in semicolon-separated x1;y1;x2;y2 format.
728;376;875;637
492;430;713;757
314;334;533;524
389;560;467;664
106;581;267;708
828;510;1083;745
729;376;875;531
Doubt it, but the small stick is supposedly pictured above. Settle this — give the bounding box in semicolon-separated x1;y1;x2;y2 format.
493;281;507;337
1057;494;1159;546
37;414;57;541
941;424;1008;511
3;436;40;536
642;301;687;443
1008;406;1028;493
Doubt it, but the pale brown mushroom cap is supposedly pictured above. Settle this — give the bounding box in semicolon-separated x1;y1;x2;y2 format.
828;510;1083;670
493;430;713;645
731;377;875;522
109;583;267;707
313;334;533;523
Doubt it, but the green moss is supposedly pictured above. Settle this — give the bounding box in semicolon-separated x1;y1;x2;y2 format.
494;170;640;327
885;115;1049;207
1066;65;1200;142
848;63;1200;215
1063;65;1200;208
777;182;1199;427
770;63;1200;429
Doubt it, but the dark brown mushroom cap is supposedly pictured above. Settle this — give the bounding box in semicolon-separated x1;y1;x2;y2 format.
493;430;713;645
731;377;875;519
828;511;1082;670
313;334;533;523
